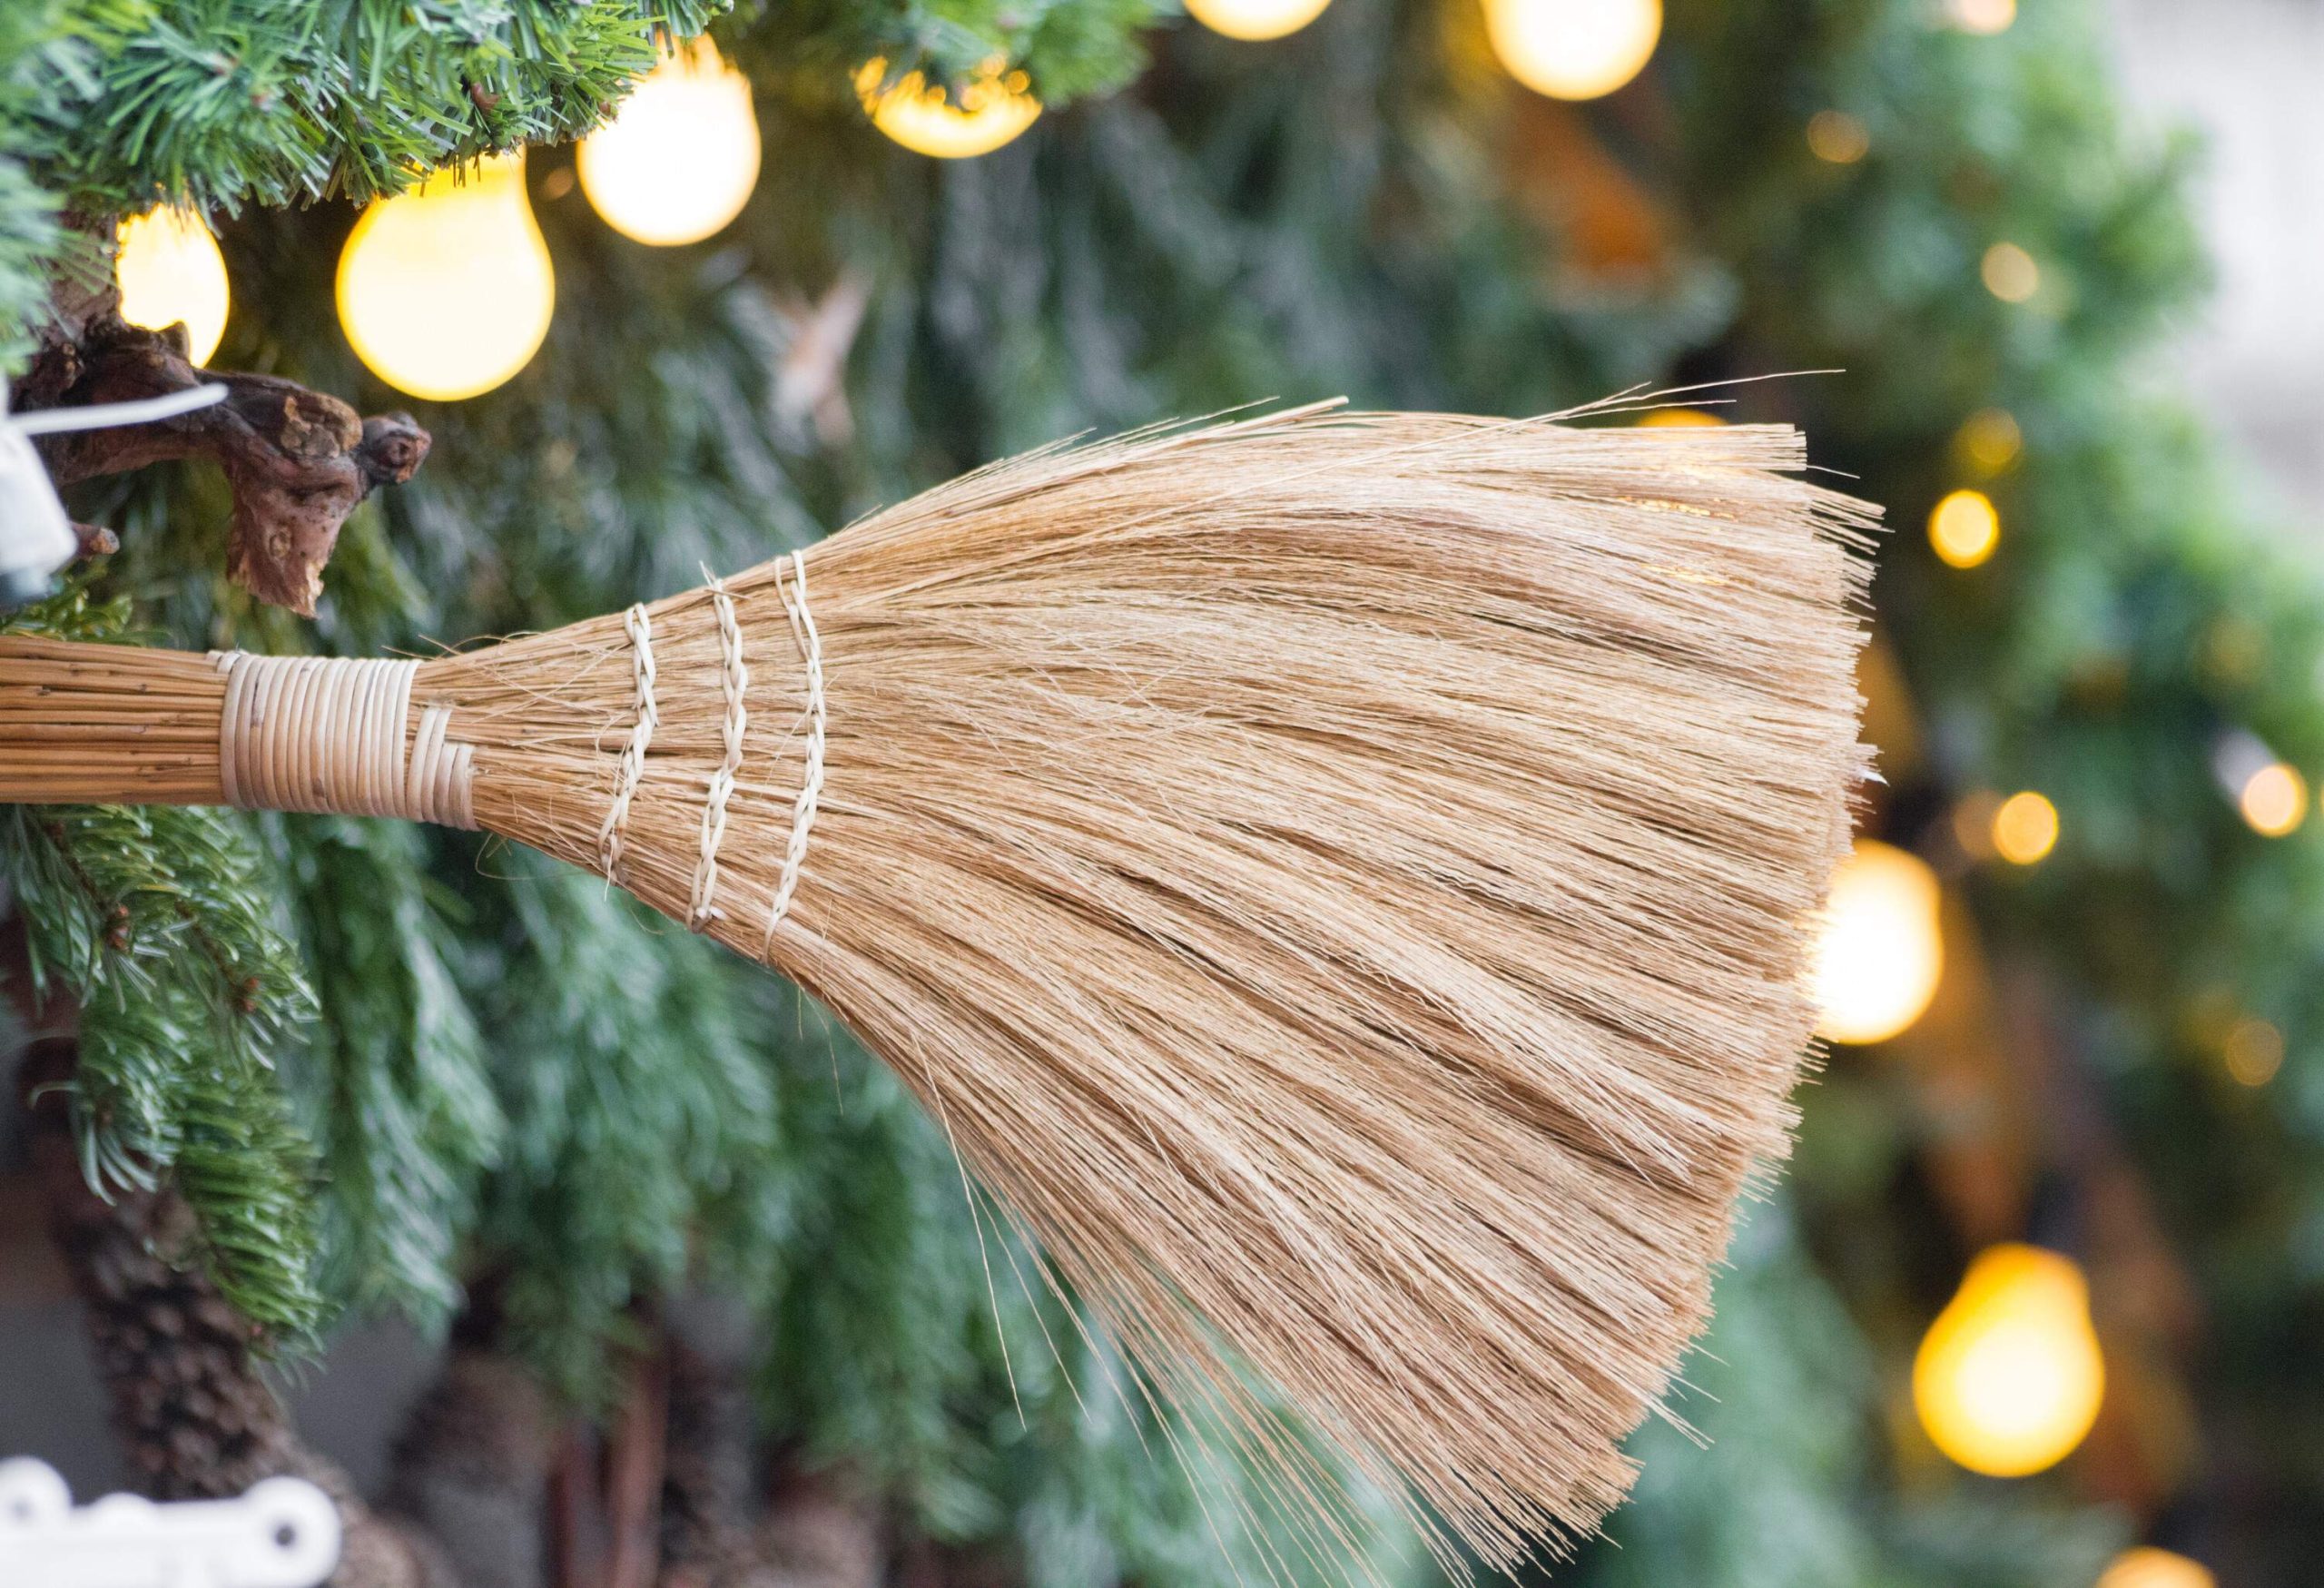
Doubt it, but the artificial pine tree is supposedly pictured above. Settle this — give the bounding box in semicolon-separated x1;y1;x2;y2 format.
4;0;2317;1583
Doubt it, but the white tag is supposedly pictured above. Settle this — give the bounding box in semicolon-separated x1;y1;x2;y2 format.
0;1458;341;1588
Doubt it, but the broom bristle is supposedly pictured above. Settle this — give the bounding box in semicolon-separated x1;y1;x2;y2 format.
7;408;1872;1571
424;407;1875;1571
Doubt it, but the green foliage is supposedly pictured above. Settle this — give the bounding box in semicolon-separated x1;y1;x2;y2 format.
468;860;783;1400
1;589;321;1336
271;816;498;1321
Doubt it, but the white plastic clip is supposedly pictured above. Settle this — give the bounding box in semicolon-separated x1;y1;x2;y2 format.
0;380;229;608
0;1456;341;1588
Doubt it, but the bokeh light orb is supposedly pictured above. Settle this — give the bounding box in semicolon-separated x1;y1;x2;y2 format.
1483;0;1662;102
1812;839;1944;1046
859;58;1041;159
579;37;762;246
1929;488;2000;568
115;207;231;366
2098;1548;2213;1588
2238;762;2306;836
1187;0;1335;41
1991;790;2058;865
337;153;556;402
1914;1243;2105;1477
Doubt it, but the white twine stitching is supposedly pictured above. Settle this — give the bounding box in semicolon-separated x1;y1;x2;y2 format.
211;651;477;829
688;575;749;928
763;549;826;952
598;603;658;884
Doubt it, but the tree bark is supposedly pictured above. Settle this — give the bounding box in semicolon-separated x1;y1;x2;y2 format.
20;272;428;616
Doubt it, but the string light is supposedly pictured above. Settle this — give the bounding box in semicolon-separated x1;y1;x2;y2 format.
1946;0;2017;35
1928;488;2000;568
579;37;762;246
1954;407;2022;475
858;58;1041;159
2222;1017;2285;1088
1982;241;2040;302
1186;0;1334;41
1638;408;1723;427
2238;762;2306;836
114;208;230;366
1812;840;1944;1046
337;153;556;402
2098;1550;2214;1588
1807;109;1870;164
1992;790;2058;865
1914;1243;2105;1477
1483;0;1662;102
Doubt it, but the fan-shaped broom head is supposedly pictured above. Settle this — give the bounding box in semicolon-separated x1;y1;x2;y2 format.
0;406;1874;1572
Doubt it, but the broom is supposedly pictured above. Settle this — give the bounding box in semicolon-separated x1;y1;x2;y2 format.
0;404;1874;1572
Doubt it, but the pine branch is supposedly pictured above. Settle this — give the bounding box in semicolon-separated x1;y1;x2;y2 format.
4;578;326;1334
20;1034;459;1587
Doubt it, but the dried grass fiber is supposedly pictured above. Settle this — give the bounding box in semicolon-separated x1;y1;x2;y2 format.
0;404;1876;1573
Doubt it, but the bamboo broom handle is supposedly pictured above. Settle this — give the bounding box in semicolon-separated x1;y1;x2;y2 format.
0;636;477;826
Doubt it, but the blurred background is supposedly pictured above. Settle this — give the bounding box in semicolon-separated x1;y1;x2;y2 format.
5;1;2322;1584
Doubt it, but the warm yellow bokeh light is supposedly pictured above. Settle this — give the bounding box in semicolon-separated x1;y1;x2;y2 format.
2238;762;2307;836
1992;791;2058;865
1948;0;2018;35
1983;241;2040;302
579;36;762;246
1807;109;1869;164
115;207;231;366
2222;1017;2285;1088
1929;488;2000;568
1812;840;1944;1046
1915;1243;2105;1477
1483;0;1662;102
1955;406;2023;475
1186;0;1334;41
2098;1549;2214;1588
858;58;1041;159
1638;407;1723;427
337;153;556;402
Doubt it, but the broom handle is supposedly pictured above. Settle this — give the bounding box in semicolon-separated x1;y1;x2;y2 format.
0;635;478;826
0;636;231;806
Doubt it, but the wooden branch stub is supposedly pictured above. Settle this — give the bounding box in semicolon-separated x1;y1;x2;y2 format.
26;294;432;616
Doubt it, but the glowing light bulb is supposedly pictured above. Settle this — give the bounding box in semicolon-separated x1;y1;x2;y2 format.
337;153;555;402
1928;488;2000;568
2099;1549;2214;1588
2238;762;2306;836
1915;1243;2105;1477
1812;839;1944;1046
1187;0;1334;41
1483;0;1662;102
578;37;761;246
1983;241;2040;302
114;208;231;366
1947;0;2017;35
858;58;1041;160
1638;407;1723;427
1992;790;2058;865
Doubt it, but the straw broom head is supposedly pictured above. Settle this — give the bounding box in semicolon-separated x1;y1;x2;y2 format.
0;406;1874;1571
